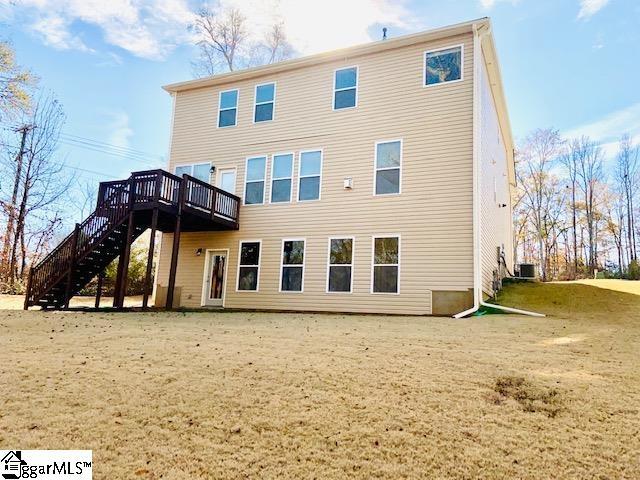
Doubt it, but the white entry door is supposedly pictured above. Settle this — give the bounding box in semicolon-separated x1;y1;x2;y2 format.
203;250;227;307
217;168;237;195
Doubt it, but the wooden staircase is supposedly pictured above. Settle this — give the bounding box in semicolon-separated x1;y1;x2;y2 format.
24;169;240;310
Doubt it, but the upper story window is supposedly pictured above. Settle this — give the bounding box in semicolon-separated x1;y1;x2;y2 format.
333;66;358;110
244;156;267;205
218;89;238;127
424;45;463;86
271;153;293;203
298;149;322;201
374;140;402;195
254;83;275;122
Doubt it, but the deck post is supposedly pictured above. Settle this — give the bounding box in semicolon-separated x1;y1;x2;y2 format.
23;267;33;310
115;211;135;309
64;223;80;309
142;207;159;308
166;179;185;309
95;271;104;309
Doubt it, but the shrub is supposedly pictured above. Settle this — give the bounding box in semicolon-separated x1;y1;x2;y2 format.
628;260;640;281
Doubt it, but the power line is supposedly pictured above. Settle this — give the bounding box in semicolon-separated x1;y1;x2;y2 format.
59;132;164;160
58;139;159;167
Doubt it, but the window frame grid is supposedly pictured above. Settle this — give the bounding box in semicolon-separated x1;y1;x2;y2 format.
279;238;306;293
253;82;276;123
297;148;323;202
370;234;401;295
326;236;355;294
236;239;262;292
423;44;464;88
373;139;403;196
243;155;268;206
217;88;239;128
269;152;294;204
332;65;359;111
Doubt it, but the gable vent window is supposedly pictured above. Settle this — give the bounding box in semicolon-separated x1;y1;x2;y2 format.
218;89;238;127
254;83;275;122
333;66;358;110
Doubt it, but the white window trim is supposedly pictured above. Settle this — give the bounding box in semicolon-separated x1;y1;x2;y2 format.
423;44;464;88
332;65;359;111
236;239;262;292
243;155;268;206
174;162;211;181
269;152;294;204
200;248;230;307
370;234;401;295
218;88;239;128
297;148;323;202
326;236;355;294
373;139;403;196
253;82;276;123
216;166;237;195
279;238;306;293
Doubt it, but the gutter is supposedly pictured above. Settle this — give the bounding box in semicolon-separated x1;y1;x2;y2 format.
453;23;543;319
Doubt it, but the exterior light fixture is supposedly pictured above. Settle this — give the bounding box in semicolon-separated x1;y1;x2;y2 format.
196;248;203;256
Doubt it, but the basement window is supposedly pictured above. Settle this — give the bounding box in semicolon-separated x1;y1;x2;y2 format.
254;83;275;122
244;156;267;205
280;239;305;292
333;66;358;110
327;237;354;293
218;89;238;127
374;140;402;195
237;241;261;291
270;153;293;203
424;45;463;86
372;236;400;294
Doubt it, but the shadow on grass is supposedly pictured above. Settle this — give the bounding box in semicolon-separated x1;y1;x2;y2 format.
493;281;640;321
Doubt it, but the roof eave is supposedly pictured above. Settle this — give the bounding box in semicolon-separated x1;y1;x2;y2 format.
163;17;489;93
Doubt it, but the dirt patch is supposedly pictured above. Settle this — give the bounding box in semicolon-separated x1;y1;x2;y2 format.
492;375;563;418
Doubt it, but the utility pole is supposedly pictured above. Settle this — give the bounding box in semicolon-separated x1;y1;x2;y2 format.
1;124;33;281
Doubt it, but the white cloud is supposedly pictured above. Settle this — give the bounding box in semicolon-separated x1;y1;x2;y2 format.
5;0;415;60
478;0;519;10
577;0;610;20
564;102;640;159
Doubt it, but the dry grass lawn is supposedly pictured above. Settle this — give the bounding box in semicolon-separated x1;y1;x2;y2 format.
1;280;639;479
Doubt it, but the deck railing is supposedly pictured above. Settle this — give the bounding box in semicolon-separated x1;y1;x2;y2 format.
26;169;240;307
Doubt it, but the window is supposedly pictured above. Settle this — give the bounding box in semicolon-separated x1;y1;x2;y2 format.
271;153;293;203
254;83;275;122
280;239;305;292
237;241;261;291
175;163;210;182
298;150;322;201
372;236;400;294
244;156;267;205
424;46;462;86
374;140;402;195
327;237;354;293
218;89;238;127
333;66;358;110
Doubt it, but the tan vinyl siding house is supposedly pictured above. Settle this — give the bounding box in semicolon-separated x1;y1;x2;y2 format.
154;18;514;315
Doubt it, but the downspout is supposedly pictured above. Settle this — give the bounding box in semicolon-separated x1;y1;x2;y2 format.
454;23;543;319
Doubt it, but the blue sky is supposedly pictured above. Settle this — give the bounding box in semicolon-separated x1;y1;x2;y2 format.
1;0;638;184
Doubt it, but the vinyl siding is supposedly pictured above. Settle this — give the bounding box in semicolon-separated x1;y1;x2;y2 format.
155;32;475;315
479;44;513;296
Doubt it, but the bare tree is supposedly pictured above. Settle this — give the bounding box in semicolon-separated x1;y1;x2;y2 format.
615;134;638;265
516;128;565;280
191;7;294;77
572;136;604;275
0;40;36;120
0;92;70;291
560;142;580;278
